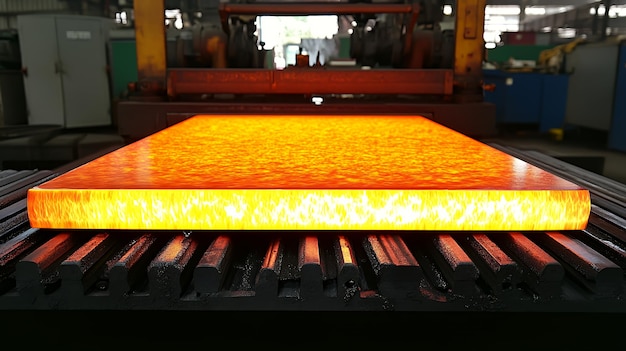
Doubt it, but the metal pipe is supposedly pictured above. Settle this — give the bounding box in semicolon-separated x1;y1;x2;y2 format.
219;3;418;16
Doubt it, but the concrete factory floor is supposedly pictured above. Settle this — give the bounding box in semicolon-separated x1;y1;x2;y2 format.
480;127;626;186
0;124;124;170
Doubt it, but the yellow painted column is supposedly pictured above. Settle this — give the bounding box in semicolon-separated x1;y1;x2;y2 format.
133;0;166;93
453;0;486;101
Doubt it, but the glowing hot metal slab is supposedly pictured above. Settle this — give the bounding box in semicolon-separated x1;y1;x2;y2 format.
27;115;591;231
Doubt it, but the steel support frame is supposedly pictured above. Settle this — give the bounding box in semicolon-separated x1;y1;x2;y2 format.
131;1;487;98
167;68;453;96
453;0;487;101
124;1;494;140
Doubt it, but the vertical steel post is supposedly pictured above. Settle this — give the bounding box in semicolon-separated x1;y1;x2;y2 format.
453;0;486;102
133;0;167;95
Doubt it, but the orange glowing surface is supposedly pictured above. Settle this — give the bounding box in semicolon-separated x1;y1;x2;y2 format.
27;115;590;231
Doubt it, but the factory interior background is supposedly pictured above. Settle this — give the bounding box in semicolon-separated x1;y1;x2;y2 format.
0;0;625;186
0;0;626;187
1;1;626;346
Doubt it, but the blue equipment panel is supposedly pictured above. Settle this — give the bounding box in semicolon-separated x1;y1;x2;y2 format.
483;70;568;132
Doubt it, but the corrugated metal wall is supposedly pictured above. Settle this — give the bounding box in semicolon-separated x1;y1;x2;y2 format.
0;0;67;13
0;0;70;29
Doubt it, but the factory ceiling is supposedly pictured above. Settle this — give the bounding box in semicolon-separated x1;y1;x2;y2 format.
157;0;602;7
130;0;608;11
487;0;596;5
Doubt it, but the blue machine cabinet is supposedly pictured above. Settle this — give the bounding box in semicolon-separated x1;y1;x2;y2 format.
608;41;626;152
483;69;568;132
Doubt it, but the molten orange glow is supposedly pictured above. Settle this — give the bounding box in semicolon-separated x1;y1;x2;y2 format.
27;115;590;231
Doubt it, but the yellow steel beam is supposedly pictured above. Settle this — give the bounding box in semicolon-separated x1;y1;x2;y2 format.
133;0;166;92
453;0;486;99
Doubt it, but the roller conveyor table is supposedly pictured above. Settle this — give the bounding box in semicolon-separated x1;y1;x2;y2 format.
0;145;624;312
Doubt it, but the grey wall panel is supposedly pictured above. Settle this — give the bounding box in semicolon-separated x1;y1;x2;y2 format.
17;15;65;126
565;42;619;131
17;14;114;128
55;16;112;127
